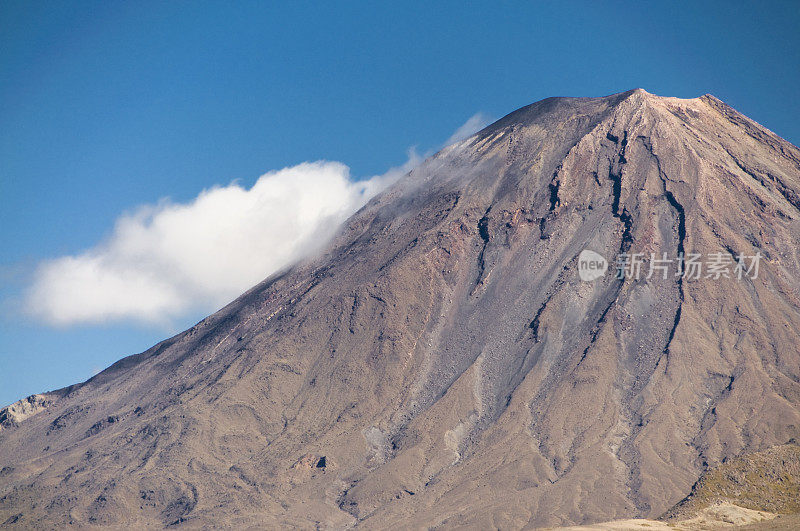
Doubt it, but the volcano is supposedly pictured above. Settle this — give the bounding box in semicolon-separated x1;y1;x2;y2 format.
2;89;800;528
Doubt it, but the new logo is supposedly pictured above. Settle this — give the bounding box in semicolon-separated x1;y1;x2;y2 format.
578;250;608;281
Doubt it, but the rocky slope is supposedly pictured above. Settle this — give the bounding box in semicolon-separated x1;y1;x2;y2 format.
0;393;63;432
1;89;799;528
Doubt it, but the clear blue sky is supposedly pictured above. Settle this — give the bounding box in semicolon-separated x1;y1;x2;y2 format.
1;1;799;406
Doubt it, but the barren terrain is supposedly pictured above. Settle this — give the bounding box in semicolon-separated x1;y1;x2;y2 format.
1;89;799;528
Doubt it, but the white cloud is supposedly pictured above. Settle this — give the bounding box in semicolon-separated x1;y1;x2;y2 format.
444;113;493;145
24;114;486;327
25;158;413;327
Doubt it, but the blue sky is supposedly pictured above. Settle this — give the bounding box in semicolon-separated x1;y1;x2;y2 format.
1;1;799;406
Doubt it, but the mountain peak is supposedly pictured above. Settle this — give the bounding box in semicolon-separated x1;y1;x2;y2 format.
471;89;720;145
1;92;799;528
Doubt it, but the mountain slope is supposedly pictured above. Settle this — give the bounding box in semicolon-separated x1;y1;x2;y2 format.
1;89;800;528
